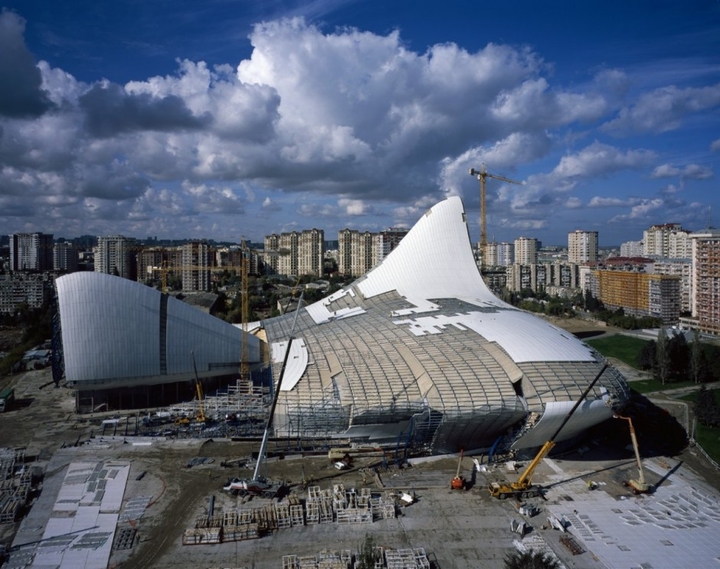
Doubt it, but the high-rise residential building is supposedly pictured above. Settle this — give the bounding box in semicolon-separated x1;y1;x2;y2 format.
484;241;514;267
643;223;688;257
514;237;539;265
376;228;408;261
9;233;53;271
588;269;681;324
690;229;720;335
338;229;374;277
264;229;325;278
650;258;692;315
337;228;409;278
95;235;138;281
53;242;78;272
181;241;213;292
620;240;644;257
668;229;692;258
298;229;324;277
568;230;598;264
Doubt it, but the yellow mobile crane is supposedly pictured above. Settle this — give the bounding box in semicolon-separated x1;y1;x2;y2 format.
489;364;608;500
191;351;207;423
614;414;650;494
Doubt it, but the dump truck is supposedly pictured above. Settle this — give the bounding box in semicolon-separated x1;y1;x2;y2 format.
0;388;15;412
489;364;607;500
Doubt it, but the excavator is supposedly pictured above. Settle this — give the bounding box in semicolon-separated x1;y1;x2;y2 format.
614;414;651;494
489;364;608;500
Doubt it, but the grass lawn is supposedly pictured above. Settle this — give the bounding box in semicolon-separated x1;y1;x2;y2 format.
679;389;720;463
586;335;651;369
631;379;696;394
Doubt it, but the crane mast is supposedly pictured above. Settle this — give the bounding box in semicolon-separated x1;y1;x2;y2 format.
469;164;522;268
240;238;250;381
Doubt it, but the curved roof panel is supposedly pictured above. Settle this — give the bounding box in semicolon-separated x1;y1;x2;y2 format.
56;272;260;388
263;197;630;453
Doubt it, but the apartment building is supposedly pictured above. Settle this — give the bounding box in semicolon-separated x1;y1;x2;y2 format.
9;233;53;272
589;268;680;324
514;237;539;265
643;223;690;258
506;262;580;293
181;241;213;292
264;229;325;278
690;229;720;335
95;235;138;280
568;230;598;264
0;274;49;313
484;241;514;267
53;242;79;272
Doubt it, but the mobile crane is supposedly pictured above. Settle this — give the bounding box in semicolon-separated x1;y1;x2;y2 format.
614;414;650;494
489;364;608;500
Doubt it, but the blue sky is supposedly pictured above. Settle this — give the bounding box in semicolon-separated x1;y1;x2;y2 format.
1;0;719;246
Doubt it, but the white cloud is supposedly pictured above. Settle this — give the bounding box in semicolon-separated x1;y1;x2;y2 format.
602;82;720;135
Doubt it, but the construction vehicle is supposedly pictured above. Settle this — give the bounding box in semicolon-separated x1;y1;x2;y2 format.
451;449;465;490
191;352;207;423
614;414;651;494
489;364;608;500
222;294;303;499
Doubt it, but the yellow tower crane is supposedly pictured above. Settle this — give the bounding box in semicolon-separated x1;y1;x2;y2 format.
469;164;522;269
240;238;251;382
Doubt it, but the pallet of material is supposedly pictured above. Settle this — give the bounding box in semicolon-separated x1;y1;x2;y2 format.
221;523;259;542
182;527;221;545
335;507;372;524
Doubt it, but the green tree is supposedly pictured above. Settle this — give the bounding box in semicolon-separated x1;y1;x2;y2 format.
694;385;720;428
667;333;689;381
690;328;703;383
503;549;560;569
638;340;656;370
654;327;670;385
356;534;379;569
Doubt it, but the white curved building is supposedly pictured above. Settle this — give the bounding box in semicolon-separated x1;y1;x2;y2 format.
55;197;630;453
56;271;261;407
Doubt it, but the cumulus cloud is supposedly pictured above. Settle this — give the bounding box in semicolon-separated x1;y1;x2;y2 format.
79;82;212;138
0;14;716;242
602;83;720;135
0;10;54;118
712;139;720;152
652;163;713;180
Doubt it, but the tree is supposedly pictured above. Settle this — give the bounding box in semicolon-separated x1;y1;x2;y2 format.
503;550;560;569
690;328;704;384
637;340;656;370
654;326;670;385
356;534;379;569
667;333;689;381
694;385;720;428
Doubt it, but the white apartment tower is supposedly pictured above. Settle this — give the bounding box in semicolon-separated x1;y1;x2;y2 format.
181;241;212;292
95;235;137;280
568;230;598;264
514;237;538;265
643;223;688;257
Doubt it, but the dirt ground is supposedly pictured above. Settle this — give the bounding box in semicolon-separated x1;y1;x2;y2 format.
2;329;720;568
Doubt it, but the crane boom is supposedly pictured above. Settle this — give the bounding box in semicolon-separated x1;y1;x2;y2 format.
469;163;522;268
489;363;608;499
614;415;650;493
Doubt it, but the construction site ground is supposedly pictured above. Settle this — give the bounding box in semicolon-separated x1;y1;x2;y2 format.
2;340;720;568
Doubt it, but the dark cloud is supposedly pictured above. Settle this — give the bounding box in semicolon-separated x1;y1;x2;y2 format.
79;82;212;138
0;10;54;118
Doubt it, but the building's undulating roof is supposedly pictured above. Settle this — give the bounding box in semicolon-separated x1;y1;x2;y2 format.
55;197;630;454
56;272;260;389
263;197;630;453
